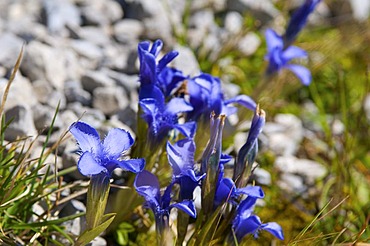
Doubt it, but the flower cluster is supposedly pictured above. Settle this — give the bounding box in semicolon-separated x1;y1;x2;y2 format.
67;1;320;244
133;37;284;243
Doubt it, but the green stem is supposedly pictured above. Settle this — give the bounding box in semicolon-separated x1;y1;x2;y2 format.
86;173;110;230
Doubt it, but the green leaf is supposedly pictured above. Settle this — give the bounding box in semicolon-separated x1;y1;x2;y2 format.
188;206;222;246
76;213;116;246
10;212;85;229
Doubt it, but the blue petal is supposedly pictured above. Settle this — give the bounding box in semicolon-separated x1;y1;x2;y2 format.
149;39;163;56
282;46;307;61
183;169;204;182
265;29;283;52
134;171;160;206
224;95;257;111
158;50;179;72
237;197;257;219
215;178;235;205
167;141;183;175
167;139;195;175
261;222;285;240
234;215;261;242
221;105;237;116
138;48;157;86
115;158;145;173
165;98;193;115
174;121;197;138
78;151;107;176
103;128;134;159
286;64;312;85
220;154;233;165
69;121;101;155
138;41;150;52
236;186;265;198
170;200;196;218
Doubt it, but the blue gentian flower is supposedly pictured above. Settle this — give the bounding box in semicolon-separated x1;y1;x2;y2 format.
167;138;205;200
214;161;264;207
69;121;145;176
157;67;188;98
265;28;311;85
134;170;196;231
138;39;185;100
284;0;321;46
233;197;284;242
186;73;256;121
139;90;196;146
233;106;265;187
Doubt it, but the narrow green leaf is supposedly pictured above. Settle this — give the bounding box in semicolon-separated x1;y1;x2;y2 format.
10;212;85;229
76;213;116;246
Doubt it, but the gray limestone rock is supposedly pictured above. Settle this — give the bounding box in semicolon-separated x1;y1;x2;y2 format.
0;32;24;69
224;11;244;35
32;79;54;104
32;103;63;132
81;70;116;93
80;0;123;26
21;41;66;90
78;26;111;46
92;86;129;116
264;114;304;156
0;76;38;110
172;45;200;76
113;19;144;44
64;80;92;106
4;104;38;141
275;156;327;184
42;0;81;36
226;0;280;23
237;32;261;56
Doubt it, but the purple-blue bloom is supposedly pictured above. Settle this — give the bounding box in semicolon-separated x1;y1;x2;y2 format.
284;0;321;46
214;157;264;207
138;39;185;100
265;28;312;85
69;121;145;177
139;89;196;146
186;73;256;121
134;170;197;225
233;197;284;242
167;138;205;200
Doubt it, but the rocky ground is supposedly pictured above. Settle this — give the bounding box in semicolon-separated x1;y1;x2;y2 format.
0;0;368;244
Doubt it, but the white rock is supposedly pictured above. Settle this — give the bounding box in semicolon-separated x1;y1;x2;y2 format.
278;173;306;194
238;32;261;56
275;156;327;184
350;0;370;21
92;86;129;116
4;104;38;141
224;11;244;34
172;45;200;76
21;41;66;90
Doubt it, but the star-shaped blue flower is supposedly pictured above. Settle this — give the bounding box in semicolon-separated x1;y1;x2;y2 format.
186;73;256;121
138;39;185;100
134;170;197;224
265;28;311;85
167;138;205;200
69;121;145;177
140;90;196;145
233;197;284;242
